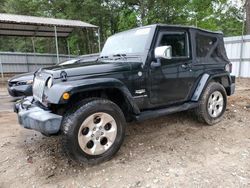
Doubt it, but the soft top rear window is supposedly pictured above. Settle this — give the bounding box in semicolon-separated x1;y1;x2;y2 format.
195;32;229;63
196;34;217;58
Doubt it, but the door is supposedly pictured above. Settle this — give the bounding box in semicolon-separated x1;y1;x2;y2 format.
149;31;196;105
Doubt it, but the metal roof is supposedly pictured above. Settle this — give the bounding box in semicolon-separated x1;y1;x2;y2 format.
0;13;98;37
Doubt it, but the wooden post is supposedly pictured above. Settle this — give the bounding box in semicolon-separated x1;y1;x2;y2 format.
98;28;101;52
31;37;37;70
54;26;59;64
67;40;71;59
0;55;3;80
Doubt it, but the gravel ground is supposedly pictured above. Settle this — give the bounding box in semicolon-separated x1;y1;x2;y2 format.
0;79;250;188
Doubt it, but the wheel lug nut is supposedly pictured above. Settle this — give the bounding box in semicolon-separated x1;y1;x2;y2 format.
101;132;104;135
93;128;96;131
96;137;99;140
91;134;94;137
99;126;102;130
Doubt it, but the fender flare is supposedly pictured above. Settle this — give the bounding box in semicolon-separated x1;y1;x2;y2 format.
191;72;232;101
45;78;140;114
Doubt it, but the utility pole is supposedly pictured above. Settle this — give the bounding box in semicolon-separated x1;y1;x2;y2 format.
246;0;250;34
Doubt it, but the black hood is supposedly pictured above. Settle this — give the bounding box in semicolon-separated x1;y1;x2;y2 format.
41;59;142;79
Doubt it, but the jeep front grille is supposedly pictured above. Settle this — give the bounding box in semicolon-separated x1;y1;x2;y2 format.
33;76;46;102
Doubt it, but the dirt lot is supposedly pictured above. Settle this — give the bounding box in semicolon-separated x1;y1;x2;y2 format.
0;79;250;188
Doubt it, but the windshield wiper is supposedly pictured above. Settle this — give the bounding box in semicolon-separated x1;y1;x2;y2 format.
112;54;127;60
96;55;110;62
97;54;130;62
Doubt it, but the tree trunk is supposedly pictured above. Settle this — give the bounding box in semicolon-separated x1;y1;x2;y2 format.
140;0;146;25
246;0;250;34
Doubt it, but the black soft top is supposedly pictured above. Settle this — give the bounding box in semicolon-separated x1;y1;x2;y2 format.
150;24;223;35
152;24;229;63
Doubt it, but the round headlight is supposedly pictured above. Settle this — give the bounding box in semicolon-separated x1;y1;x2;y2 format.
47;77;53;88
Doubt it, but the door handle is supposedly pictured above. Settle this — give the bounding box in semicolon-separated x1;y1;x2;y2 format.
181;63;192;69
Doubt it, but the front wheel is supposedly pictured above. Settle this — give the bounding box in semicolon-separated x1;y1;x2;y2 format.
61;98;126;164
195;82;227;125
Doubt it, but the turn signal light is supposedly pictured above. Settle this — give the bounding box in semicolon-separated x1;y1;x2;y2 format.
62;92;70;100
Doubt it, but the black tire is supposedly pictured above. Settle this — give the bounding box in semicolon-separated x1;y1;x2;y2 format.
61;98;126;165
195;82;227;125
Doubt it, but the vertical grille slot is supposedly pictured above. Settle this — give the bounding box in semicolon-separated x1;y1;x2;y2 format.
33;76;46;102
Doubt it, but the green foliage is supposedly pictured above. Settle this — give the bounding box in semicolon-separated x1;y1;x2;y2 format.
0;0;245;54
118;8;138;31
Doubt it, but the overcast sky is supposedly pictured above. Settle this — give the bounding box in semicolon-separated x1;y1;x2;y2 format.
230;0;244;7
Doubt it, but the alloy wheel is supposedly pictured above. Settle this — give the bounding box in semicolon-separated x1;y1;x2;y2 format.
78;112;117;155
207;91;224;118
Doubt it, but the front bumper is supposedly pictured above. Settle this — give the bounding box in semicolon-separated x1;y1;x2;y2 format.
14;97;62;135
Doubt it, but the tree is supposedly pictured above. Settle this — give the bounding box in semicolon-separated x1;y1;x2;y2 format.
0;0;246;54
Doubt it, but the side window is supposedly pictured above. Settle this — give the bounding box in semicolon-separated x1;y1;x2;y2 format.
158;32;188;58
196;34;217;58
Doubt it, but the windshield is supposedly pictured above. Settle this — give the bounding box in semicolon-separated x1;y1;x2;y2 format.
100;27;151;57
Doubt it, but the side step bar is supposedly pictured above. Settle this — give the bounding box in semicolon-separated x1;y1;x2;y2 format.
135;102;198;122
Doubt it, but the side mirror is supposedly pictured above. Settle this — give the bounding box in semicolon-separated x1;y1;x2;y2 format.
154;46;172;59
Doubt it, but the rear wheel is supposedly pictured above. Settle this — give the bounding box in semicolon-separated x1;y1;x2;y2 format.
207;91;224;118
61;98;126;164
195;82;227;125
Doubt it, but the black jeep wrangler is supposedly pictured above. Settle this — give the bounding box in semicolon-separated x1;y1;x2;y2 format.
15;24;235;164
